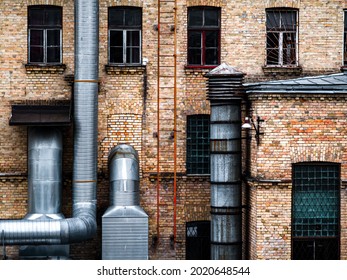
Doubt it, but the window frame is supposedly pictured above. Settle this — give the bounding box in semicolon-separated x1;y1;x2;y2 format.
265;8;298;67
186;114;210;175
108;6;142;65
28;5;62;65
187;6;221;67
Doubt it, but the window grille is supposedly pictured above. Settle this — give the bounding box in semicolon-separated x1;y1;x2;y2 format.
266;9;298;66
292;163;340;260
186;115;210;175
108;7;142;65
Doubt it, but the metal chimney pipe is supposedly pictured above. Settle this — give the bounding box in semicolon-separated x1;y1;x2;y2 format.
205;63;245;260
102;144;148;260
0;0;99;246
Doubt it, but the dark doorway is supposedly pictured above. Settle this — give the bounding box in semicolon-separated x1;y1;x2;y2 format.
186;221;210;260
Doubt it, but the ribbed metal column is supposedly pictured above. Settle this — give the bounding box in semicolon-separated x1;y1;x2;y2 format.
206;63;245;260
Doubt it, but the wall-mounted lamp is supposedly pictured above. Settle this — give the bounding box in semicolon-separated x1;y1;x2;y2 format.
242;116;264;144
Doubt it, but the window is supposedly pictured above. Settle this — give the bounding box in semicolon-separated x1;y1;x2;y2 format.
28;6;62;64
344;11;347;65
108;7;142;65
266;9;298;66
188;7;220;66
292;163;340;260
186;115;210;174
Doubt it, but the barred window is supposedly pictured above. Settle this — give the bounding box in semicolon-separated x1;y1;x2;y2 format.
186;115;210;175
188;7;220;66
266;9;298;66
292;163;340;260
28;6;62;64
108;7;142;65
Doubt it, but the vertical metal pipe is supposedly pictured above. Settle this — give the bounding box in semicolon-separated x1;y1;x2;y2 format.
27;127;63;216
206;63;245;260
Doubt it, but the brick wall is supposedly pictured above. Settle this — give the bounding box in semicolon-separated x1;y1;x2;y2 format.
1;0;347;260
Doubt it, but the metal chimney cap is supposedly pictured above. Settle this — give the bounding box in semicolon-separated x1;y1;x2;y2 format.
108;144;139;162
205;63;245;77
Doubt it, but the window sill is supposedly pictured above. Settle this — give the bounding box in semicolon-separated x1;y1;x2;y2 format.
25;64;66;74
262;65;302;76
184;65;217;75
105;64;146;75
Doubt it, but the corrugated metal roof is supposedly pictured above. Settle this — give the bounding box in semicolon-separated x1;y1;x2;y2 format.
246;72;347;94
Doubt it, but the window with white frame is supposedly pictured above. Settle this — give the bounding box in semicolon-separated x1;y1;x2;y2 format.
108;7;142;65
28;5;62;64
266;9;298;66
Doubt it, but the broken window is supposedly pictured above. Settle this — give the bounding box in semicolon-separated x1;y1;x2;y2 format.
28;6;62;64
266;9;298;66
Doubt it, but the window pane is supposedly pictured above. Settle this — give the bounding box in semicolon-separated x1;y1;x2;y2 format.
205;31;218;47
125;9;141;27
47;29;60;46
109;9;124;27
266;11;280;30
30;29;44;46
266;32;279;48
188;8;203;27
126;31;140;47
283;32;296;64
30;47;44;63
188;49;201;65
47;46;60;63
45;8;62;26
205;48;218;65
186;115;210;174
126;47;140;63
204;8;219;27
188;31;201;48
110;30;123;47
110;47;123;63
29;8;45;26
267;49;279;65
281;11;296;31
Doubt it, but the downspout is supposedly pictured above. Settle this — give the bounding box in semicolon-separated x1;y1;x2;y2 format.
172;0;178;243
156;0;161;241
0;0;99;245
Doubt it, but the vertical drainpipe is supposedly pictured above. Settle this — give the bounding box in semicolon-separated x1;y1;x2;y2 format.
205;63;245;260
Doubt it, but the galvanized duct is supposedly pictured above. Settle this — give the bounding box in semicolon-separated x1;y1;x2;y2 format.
0;0;99;246
205;63;245;260
102;144;148;260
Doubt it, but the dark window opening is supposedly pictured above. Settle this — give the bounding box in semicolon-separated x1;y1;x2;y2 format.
188;7;220;66
186;115;210;175
108;7;142;65
266;9;297;66
292;163;340;260
186;221;210;260
28;6;62;64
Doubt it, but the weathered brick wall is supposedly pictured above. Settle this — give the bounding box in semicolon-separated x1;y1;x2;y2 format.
1;0;347;260
248;94;347;259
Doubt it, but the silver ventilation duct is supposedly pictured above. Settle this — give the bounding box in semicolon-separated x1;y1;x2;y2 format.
0;0;99;247
102;144;148;260
206;64;245;260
